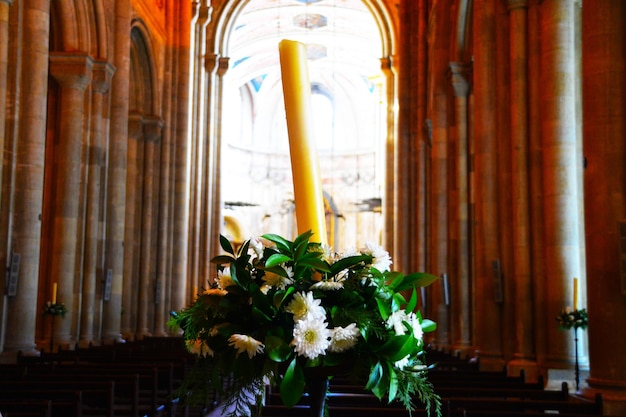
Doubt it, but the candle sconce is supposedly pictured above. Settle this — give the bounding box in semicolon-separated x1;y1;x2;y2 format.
43;301;67;352
556;307;588;391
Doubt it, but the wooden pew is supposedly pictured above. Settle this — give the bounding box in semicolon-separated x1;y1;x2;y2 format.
445;393;603;417
0;400;52;417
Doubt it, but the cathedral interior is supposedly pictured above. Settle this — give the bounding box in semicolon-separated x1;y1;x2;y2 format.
1;0;626;415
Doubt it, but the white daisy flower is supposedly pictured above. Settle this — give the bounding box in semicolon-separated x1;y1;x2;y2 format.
285;291;326;321
328;323;360;352
361;241;392;272
291;316;331;359
387;310;410;335
310;280;345;291
185;338;214;357
263;268;294;290
228;334;265;359
410;313;424;341
217;267;236;290
249;237;264;259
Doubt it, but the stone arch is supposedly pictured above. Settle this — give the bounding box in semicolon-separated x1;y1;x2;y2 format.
210;0;396;59
129;21;158;115
49;0;108;57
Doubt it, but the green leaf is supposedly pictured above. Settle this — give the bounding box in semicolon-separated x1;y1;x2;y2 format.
262;234;292;252
365;361;383;392
265;254;292;268
406;288;418;313
298;255;330;272
377;334;415;361
265;335;292;362
395;272;439;292
376;297;391;321
219;234;235;254
210;254;236;265
329;254;371;275
386;362;398;402
421;318;437;333
280;358;305;406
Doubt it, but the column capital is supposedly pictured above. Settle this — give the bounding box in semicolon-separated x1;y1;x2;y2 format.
448;61;472;97
217;57;229;77
505;0;528;11
380;56;395;75
49;53;94;92
205;53;219;75
143;115;164;142
91;60;116;94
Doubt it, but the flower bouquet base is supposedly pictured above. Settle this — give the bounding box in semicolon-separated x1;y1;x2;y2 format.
305;376;329;417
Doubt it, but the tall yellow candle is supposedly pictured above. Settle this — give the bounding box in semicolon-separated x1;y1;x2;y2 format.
52;282;57;304
573;277;579;309
279;39;327;245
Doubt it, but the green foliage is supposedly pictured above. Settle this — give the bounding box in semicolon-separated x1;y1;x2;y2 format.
168;232;441;417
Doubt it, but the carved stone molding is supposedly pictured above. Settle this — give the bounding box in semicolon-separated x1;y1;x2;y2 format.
49;53;94;92
91;60;116;95
143;115;164;142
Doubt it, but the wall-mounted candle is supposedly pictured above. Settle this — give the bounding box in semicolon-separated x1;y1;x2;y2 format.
573;277;579;309
278;39;327;245
52;282;57;304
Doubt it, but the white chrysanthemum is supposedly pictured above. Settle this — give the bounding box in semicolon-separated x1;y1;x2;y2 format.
410;313;424;341
387;310;410;335
217;267;236;290
203;288;228;296
328;323;360;352
395;355;410;369
186;338;214;357
291;317;331;359
285;291;326;321
321;243;335;263
361;241;392;272
249;237;264;259
310;280;344;291
262;268;294;290
228;334;265;359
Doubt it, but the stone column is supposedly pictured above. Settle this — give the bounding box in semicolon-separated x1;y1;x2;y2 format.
540;0;581;369
0;0;13;207
449;62;472;353
48;53;93;348
506;0;538;380
471;0;504;371
102;0;131;344
79;61;114;347
582;1;626;413
146;118;164;336
136;116;162;338
121;113;143;339
170;1;193;313
2;0;50;358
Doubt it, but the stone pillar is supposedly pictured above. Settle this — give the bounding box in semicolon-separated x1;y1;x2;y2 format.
136;116;162;338
582;1;626;413
2;0;50;358
79;61;115;347
48;53;94;348
449;62;472;353
121;113;143;339
141;116;166;336
170;0;193;311
506;0;539;380
0;0;13;207
102;0;131;344
540;0;581;369
471;0;505;371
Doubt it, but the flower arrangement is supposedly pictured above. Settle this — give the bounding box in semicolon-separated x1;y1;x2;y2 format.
43;301;67;317
168;231;441;417
556;307;588;330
